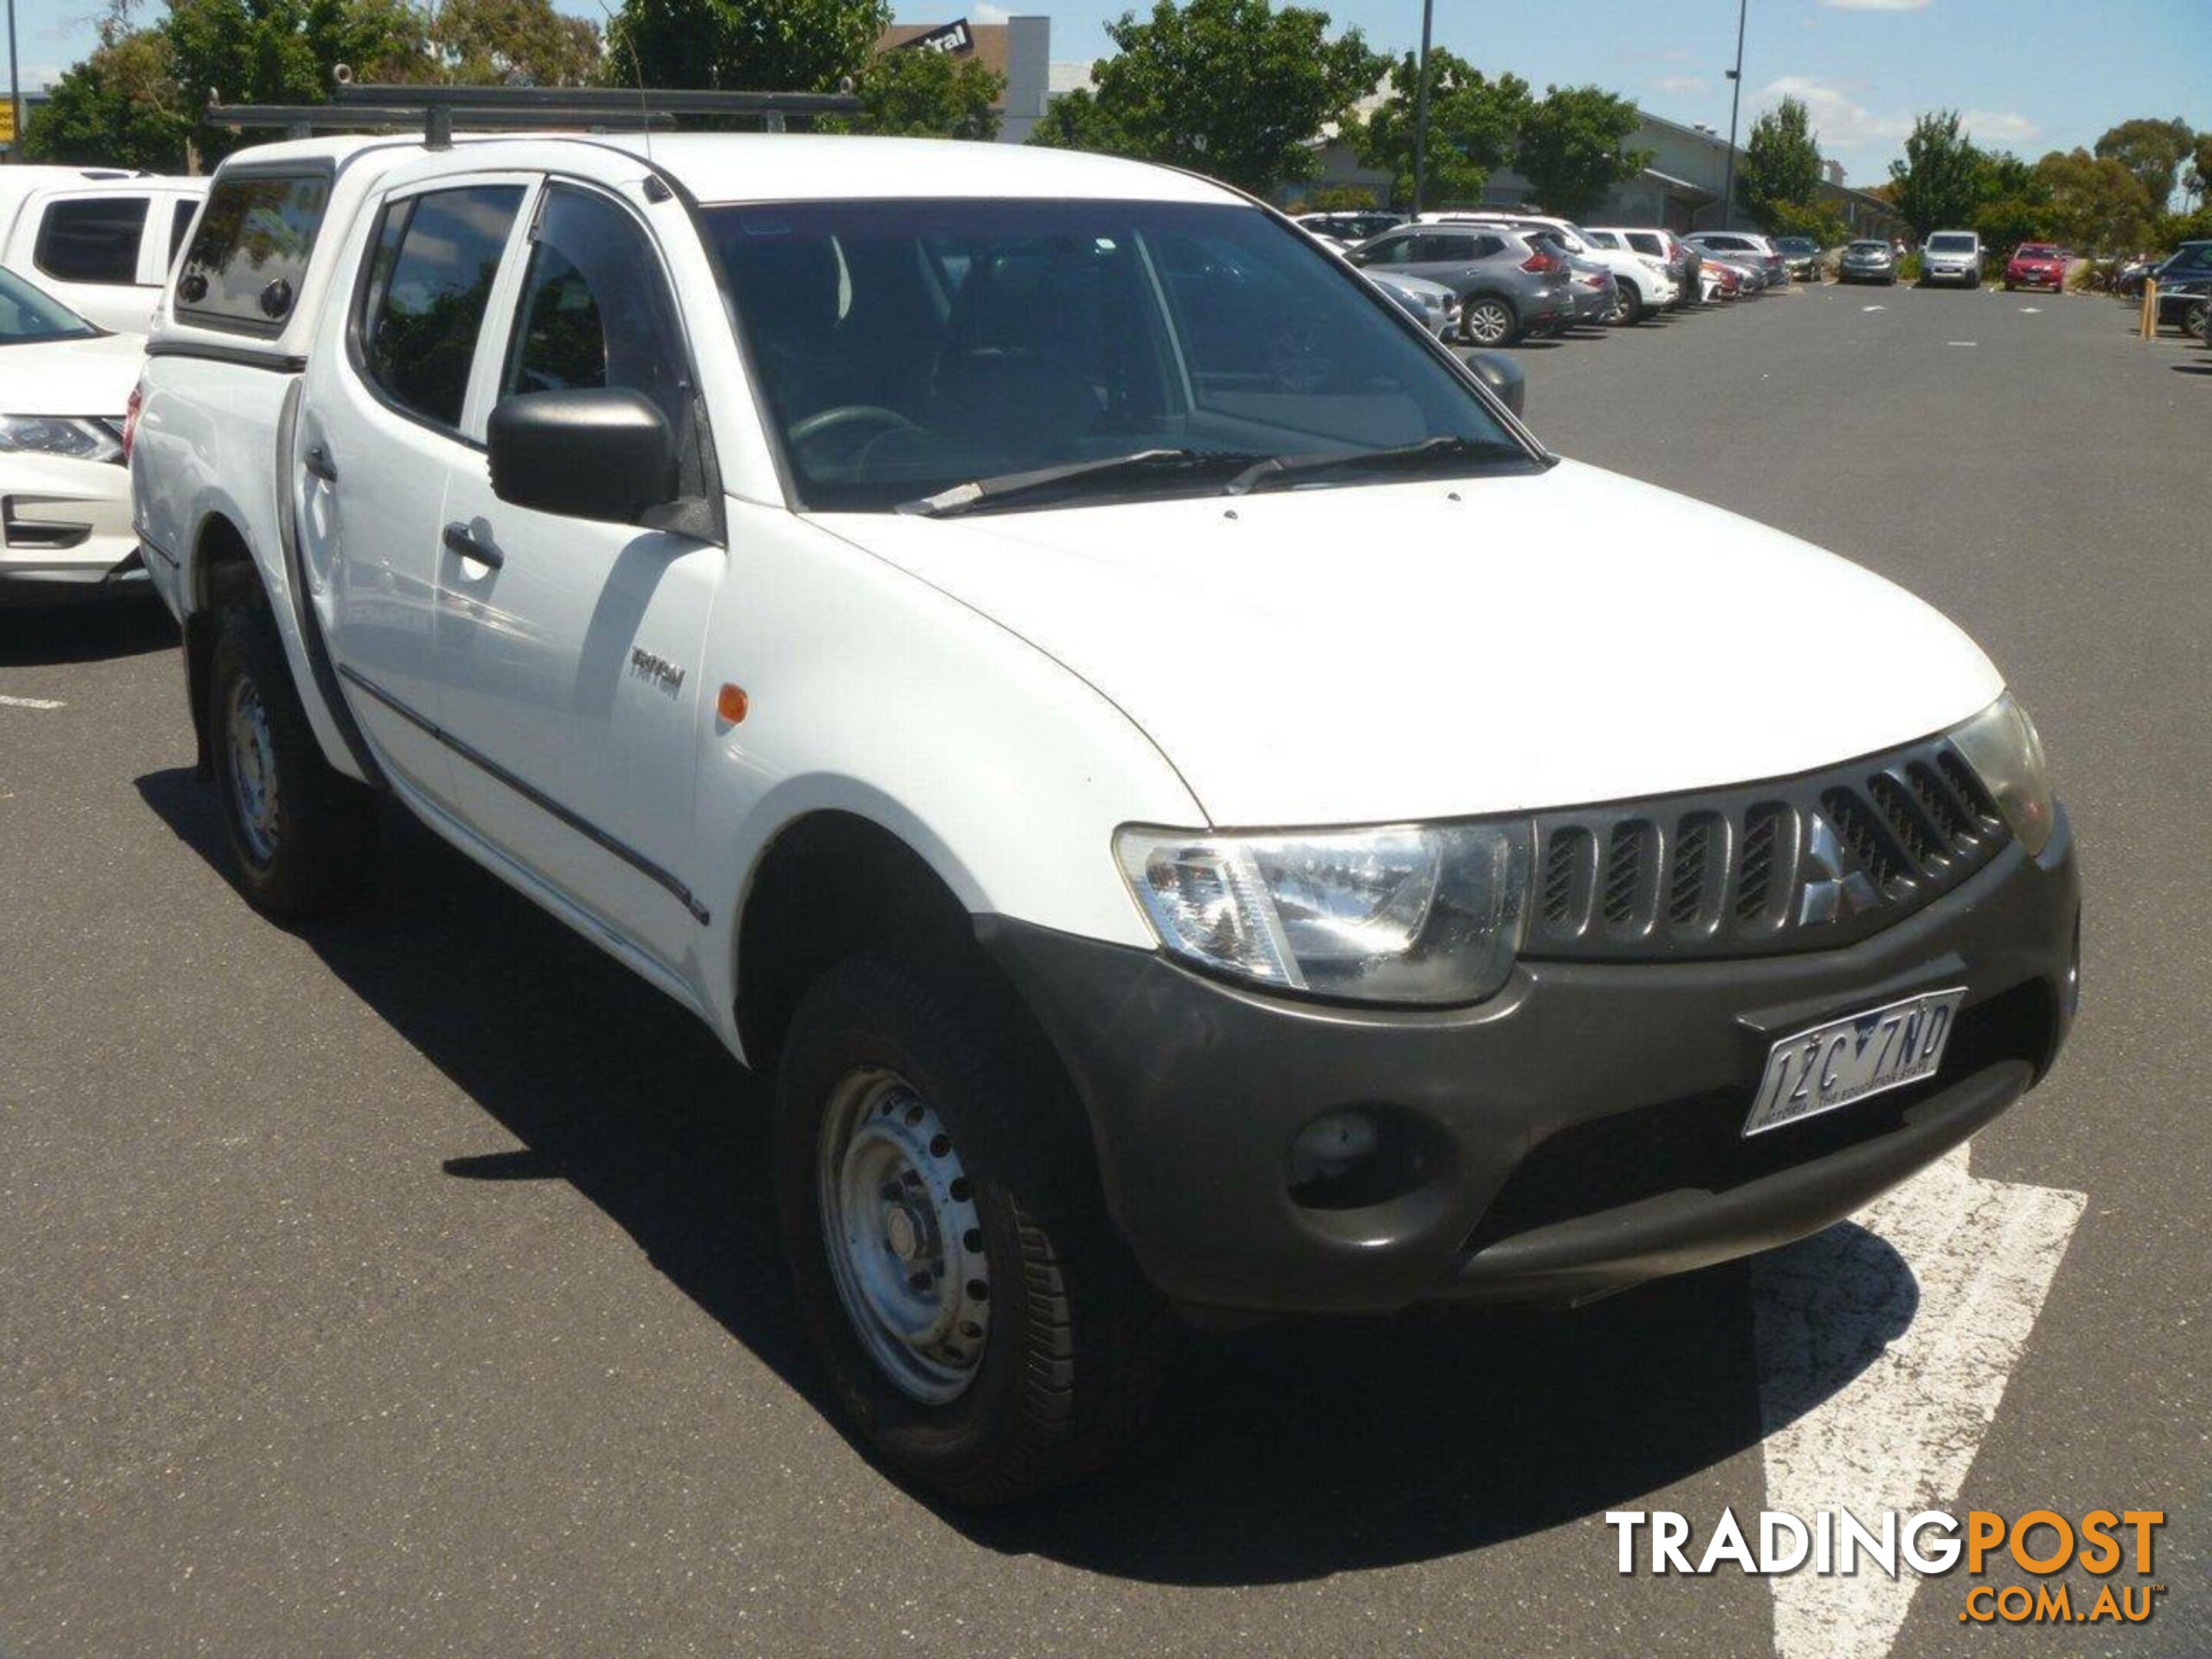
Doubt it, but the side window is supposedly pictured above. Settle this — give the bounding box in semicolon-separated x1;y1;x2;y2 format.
167;199;201;267
358;184;525;431
500;183;708;501
1470;234;1504;259
178;172;332;334
35;197;149;284
1348;233;1410;266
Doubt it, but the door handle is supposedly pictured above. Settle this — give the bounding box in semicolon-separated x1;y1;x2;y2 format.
442;521;504;569
303;443;338;485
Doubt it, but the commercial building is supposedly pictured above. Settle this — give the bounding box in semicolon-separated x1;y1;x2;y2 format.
877;16;1052;144
1296;105;1903;239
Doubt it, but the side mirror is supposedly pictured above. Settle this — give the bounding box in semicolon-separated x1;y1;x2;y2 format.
488;387;677;525
1462;349;1526;418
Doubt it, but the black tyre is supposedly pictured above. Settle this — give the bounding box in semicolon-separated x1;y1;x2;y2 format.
776;950;1170;1505
207;601;378;920
2184;300;2210;343
1608;280;1644;325
1459;296;1518;346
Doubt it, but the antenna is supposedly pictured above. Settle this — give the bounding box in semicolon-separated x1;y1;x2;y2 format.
590;0;653;168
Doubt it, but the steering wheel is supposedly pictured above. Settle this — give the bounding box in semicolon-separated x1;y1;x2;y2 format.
789;405;919;459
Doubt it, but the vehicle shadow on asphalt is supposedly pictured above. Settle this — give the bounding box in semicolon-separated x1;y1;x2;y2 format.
134;764;1919;1585
0;601;175;666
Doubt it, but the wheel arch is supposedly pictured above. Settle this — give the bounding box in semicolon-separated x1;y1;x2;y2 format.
733;808;987;1072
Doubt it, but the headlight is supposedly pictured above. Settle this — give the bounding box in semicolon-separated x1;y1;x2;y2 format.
0;415;123;463
1950;694;2055;856
1114;821;1530;1005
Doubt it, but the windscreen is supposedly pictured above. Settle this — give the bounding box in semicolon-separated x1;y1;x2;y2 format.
1927;233;1976;252
0;267;96;343
704;197;1526;513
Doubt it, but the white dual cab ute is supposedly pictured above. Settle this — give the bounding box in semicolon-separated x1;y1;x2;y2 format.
133;131;2081;1503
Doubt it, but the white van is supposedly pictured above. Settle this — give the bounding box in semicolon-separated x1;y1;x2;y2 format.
133;131;2081;1503
0;173;210;332
1920;229;1984;288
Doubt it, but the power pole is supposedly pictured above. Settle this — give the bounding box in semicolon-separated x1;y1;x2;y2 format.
1410;0;1434;215
1718;0;1748;230
5;0;19;166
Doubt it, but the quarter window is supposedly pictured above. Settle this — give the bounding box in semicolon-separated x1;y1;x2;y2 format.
167;198;201;267
178;172;332;335
35;197;148;285
359;184;525;431
500;184;707;499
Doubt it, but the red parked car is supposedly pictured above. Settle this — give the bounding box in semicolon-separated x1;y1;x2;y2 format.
2005;243;2068;292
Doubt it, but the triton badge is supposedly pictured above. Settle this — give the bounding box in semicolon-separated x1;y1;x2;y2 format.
629;647;686;694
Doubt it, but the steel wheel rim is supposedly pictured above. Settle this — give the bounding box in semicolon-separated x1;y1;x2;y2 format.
1465;302;1508;344
817;1067;990;1404
224;674;280;865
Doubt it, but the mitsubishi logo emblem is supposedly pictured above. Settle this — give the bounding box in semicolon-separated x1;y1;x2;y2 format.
1798;811;1882;926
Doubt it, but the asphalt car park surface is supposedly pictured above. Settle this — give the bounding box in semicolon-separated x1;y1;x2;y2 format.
2;283;2204;1658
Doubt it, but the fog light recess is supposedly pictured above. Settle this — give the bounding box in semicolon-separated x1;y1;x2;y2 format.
1284;1105;1449;1213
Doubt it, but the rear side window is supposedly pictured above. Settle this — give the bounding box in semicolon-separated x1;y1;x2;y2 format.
35;197;148;284
357;184;525;431
1628;233;1664;256
178;172;332;335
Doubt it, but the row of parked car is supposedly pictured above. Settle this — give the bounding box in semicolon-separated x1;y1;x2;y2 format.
0;165;210;606
1294;210;1803;346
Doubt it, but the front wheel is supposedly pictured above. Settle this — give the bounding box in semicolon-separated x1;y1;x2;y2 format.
1608;280;1643;325
207;602;378;920
1459;296;1518;346
776;951;1170;1504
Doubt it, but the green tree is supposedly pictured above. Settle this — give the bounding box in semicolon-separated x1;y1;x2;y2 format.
1038;0;1382;197
1969;149;2053;254
429;0;601;85
1349;48;1528;209
606;0;888;94
1295;183;1378;211
21;22;191;171
167;0;432;157
2034;147;2154;253
1889;110;1983;239
1513;84;1649;220
2187;131;2212;202
1026;86;1139;155
1739;94;1822;232
826;46;1003;140
2092;116;2193;209
1763;198;1846;247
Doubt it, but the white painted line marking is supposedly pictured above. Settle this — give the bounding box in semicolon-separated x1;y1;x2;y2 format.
2019;306;2041;313
1755;1145;2085;1659
1861;304;1886;312
1945;340;1977;346
0;692;66;710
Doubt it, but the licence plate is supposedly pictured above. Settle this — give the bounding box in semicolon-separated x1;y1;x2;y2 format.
1743;988;1965;1137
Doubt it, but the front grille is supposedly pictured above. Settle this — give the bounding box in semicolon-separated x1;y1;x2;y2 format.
1525;731;2009;960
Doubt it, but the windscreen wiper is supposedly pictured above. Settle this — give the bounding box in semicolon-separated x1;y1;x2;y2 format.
897;448;1270;518
1224;433;1525;496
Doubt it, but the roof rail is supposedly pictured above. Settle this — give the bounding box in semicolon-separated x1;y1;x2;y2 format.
204;83;860;145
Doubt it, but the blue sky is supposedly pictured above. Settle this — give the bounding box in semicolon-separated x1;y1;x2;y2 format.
9;0;2208;190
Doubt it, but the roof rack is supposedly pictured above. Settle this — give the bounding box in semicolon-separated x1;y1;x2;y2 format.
204;82;861;144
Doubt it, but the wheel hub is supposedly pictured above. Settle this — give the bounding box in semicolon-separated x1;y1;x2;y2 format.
818;1069;991;1403
224;675;280;864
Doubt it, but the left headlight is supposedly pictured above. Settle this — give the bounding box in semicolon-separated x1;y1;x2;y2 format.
1950;693;2056;856
1114;821;1531;1006
0;415;124;464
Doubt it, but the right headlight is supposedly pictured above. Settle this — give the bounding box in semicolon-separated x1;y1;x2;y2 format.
0;414;123;463
1950;693;2055;856
1114;820;1531;1006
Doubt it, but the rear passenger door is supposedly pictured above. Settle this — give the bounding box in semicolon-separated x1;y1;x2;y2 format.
306;174;532;813
432;176;726;970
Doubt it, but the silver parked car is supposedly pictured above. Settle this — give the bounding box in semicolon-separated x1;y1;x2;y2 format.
1364;268;1458;338
1346;224;1572;346
1920;230;1983;288
1838;239;1897;286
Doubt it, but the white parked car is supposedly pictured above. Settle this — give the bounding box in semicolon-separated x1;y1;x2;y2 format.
1426;210;1678;322
134;131;2080;1505
0;267;144;604
0;172;208;333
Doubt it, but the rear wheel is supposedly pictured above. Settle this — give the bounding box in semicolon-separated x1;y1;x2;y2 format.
1607;280;1644;325
2182;299;2210;343
207;601;378;920
776;950;1170;1504
1459;296;1517;346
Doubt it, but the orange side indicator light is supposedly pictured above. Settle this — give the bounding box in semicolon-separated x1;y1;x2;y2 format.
717;683;750;724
